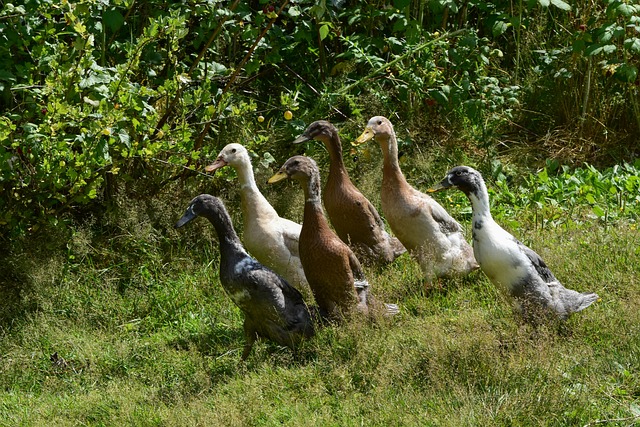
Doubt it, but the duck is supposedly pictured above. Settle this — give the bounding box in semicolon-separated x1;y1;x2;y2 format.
292;120;406;266
268;155;399;321
429;166;599;321
354;116;478;283
175;194;315;360
205;143;308;290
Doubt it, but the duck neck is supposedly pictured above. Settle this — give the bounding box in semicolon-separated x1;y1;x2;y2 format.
379;133;408;188
466;179;493;224
204;210;246;260
301;174;332;233
321;134;352;188
233;158;277;222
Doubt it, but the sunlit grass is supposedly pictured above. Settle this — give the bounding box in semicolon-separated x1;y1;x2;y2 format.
2;153;640;426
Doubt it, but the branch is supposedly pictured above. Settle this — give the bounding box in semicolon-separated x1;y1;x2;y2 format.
335;29;469;96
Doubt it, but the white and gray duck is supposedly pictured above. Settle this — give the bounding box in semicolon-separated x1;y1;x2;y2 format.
268;156;399;322
176;194;315;359
429;166;599;321
292;120;405;266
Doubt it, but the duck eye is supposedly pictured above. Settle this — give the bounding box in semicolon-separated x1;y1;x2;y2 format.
455;170;463;176
377;120;382;125
231;148;237;153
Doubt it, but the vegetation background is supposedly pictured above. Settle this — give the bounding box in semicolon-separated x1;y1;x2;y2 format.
1;0;639;425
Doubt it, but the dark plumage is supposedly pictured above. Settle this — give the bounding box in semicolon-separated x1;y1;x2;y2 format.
293;120;406;265
175;194;315;359
268;156;399;322
430;166;599;321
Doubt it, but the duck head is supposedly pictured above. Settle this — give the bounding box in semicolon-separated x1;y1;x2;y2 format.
353;116;394;146
267;155;318;184
292;120;338;145
175;194;225;228
205;143;249;173
428;166;483;196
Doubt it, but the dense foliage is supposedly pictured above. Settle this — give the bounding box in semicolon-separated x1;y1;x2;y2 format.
1;0;640;236
2;2;640;425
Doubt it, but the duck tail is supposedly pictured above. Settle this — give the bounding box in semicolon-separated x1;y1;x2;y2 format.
383;303;400;316
574;292;600;313
388;234;407;258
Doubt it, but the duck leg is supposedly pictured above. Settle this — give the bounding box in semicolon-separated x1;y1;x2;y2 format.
242;321;258;361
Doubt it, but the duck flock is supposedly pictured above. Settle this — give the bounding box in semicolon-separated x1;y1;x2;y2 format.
175;115;599;360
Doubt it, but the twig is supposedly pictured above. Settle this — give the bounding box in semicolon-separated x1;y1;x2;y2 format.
283;64;348;119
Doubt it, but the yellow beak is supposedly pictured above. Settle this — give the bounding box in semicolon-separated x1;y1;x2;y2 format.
427;181;449;193
352;127;375;146
267;170;288;184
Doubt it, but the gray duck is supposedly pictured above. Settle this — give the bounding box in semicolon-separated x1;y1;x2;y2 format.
176;194;315;359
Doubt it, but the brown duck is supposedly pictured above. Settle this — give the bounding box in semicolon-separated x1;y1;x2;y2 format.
268;155;399;322
293;120;405;266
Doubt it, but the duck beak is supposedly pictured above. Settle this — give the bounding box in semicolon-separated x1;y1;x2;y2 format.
175;205;197;228
267;170;288;184
204;157;227;173
292;133;311;144
352;127;374;146
427;178;453;193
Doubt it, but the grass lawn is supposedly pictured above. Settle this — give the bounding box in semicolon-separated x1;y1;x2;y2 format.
1;209;638;426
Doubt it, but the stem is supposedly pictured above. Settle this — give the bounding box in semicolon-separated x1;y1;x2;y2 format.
578;56;592;140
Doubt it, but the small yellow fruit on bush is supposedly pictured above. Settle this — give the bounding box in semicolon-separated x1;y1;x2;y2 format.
284;110;293;120
258;115;265;122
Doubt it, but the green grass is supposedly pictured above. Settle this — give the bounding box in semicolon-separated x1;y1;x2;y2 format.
2;156;640;426
2;225;639;425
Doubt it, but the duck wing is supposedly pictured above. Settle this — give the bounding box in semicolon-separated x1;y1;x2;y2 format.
428;196;464;235
278;217;302;258
364;197;386;230
514;238;558;283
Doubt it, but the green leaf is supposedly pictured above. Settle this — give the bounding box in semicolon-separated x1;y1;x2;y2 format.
319;24;330;41
287;6;301;17
549;0;571;11
585;43;617;56
617;3;639;17
492;21;510;37
96;139;111;163
592;205;605;217
614;63;638;83
538;168;549;183
103;9;125;32
538;0;550;6
393;0;412;8
624;37;640;53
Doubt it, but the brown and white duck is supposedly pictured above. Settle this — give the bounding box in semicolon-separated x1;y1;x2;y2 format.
354;116;478;283
268;155;399;322
293;120;405;266
175;194;315;360
205;143;308;290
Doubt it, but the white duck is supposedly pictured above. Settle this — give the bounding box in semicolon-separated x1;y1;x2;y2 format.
429;165;599;321
205;143;308;289
354;116;478;283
